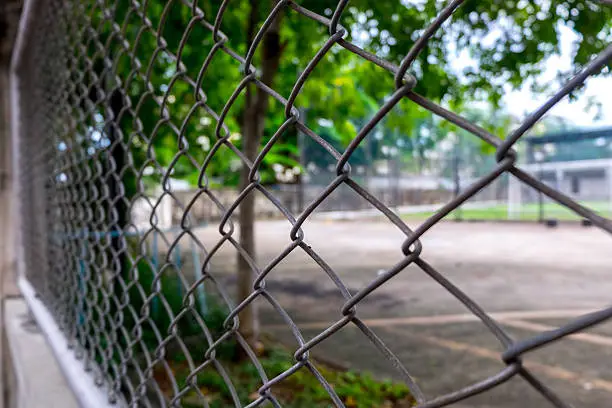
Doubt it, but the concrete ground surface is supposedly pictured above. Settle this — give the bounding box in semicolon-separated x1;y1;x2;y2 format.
179;220;612;407
4;299;78;408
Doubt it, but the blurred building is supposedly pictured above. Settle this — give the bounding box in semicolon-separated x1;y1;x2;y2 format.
508;127;612;218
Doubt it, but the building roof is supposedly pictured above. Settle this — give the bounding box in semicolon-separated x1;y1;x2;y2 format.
524;127;612;145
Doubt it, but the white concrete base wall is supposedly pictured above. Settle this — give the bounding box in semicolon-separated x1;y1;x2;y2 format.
4;298;78;408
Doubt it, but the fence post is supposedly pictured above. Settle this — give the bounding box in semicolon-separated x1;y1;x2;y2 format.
608;164;612;217
507;175;521;220
453;135;462;221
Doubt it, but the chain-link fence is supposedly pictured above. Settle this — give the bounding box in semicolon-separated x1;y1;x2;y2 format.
299;133;509;214
10;0;612;407
158;130;612;223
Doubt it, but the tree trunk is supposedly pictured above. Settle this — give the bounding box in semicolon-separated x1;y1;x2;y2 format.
237;0;283;350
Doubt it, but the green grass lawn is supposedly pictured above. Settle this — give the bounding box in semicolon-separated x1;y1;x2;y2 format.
401;201;612;222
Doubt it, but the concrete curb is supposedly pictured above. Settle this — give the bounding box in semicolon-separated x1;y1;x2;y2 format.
4;297;79;408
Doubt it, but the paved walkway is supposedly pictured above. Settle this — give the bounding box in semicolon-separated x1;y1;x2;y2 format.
265;311;612;407
190;220;612;407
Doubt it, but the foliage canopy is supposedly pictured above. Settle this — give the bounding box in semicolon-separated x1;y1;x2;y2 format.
87;0;612;189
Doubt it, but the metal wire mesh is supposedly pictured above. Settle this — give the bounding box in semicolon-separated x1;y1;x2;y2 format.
11;0;612;407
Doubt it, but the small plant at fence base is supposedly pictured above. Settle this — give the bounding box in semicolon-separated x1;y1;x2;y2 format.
164;345;415;408
122;244;414;407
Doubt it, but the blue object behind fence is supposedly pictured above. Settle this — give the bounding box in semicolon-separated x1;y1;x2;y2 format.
73;225;208;324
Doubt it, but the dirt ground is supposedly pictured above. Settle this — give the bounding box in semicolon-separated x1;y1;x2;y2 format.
179;220;612;407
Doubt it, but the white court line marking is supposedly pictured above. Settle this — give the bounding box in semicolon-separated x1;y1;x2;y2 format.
502;319;612;347
264;309;612;393
267;309;598;331
385;328;612;393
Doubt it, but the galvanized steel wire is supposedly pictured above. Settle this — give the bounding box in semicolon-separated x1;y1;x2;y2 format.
12;0;612;407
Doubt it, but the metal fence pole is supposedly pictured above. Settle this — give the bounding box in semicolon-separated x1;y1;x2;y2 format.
452;137;462;221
